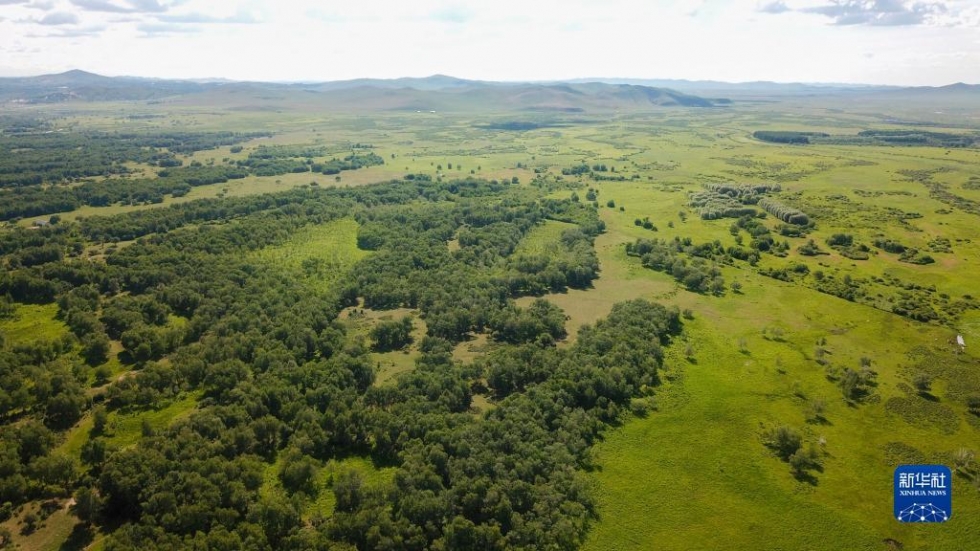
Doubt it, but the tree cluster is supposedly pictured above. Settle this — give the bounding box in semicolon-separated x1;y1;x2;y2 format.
758;198;809;226
627;238;727;295
0;174;651;550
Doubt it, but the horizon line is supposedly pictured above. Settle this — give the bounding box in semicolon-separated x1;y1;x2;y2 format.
0;69;975;89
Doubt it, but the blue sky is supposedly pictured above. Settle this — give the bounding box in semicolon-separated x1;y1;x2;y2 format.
0;0;978;84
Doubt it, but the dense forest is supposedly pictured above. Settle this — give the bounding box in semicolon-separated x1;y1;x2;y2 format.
0;172;679;550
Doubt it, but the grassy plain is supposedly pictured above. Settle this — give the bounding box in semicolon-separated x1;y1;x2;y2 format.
4;93;980;550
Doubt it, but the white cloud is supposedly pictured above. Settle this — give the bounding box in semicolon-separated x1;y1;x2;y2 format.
70;0;173;14
38;11;79;24
0;0;976;84
762;0;977;27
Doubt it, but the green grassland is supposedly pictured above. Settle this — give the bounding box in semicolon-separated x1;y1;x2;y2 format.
0;303;68;345
512;219;579;257
579;206;980;550
249;217;369;294
4;95;980;550
453;110;978;548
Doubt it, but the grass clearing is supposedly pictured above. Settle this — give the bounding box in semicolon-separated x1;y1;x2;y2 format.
340;306;427;385
0;499;84;551
309;456;397;518
250;217;369;294
0;303;68;345
102;392;201;450
512;219;578;257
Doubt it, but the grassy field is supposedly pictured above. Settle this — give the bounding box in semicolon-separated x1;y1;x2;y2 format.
572;174;980;550
512;219;579;257
0;499;84;551
250;217;370;294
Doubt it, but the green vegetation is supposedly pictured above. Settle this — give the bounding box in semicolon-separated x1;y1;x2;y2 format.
755;128;979;147
753;130;829;144
1;88;979;551
249;217;369;293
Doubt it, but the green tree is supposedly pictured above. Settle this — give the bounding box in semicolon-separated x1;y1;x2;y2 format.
74;486;102;524
789;445;822;479
81;333;111;366
278;450;318;497
333;470;363;513
764;425;802;460
370;317;413;352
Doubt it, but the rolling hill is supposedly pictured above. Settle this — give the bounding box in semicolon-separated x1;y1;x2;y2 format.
0;71;727;112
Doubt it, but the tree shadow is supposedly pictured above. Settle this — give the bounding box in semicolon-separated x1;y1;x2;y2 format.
806;415;833;426
60;524;95;551
917;391;940;402
793;461;824;485
116;350;135;366
792;470;820;486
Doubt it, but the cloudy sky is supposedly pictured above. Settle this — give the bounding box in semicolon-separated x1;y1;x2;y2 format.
0;0;978;85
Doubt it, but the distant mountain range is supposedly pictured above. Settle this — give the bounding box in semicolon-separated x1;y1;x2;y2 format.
0;70;976;112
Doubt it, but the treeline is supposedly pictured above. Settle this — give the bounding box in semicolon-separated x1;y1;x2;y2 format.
755;129;979;148
240;148;385;177
825;233;870;260
703;183;781;199
753;131;828;144
857;129;977;148
0;131;266;188
871;238;936;264
314;153;385;175
689;190;758;220
0;165;249;221
560;163;625;179
0;151;385;222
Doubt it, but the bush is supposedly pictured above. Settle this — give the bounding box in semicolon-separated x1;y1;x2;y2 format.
789;445;822;478
967;395;980;416
763;425;802;460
